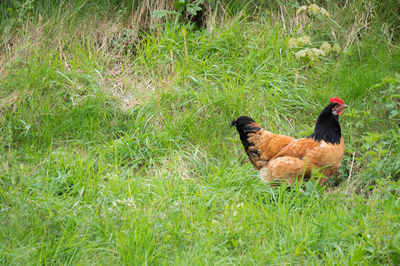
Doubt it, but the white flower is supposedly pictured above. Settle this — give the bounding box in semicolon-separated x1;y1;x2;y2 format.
298;35;312;46
296;6;307;15
295;49;307;59
307;4;320;15
311;48;326;57
332;43;341;53
319;7;330;17
320;42;332;54
288;38;298;48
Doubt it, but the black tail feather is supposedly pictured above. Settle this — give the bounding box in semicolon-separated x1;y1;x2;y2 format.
231;116;266;169
231;116;261;149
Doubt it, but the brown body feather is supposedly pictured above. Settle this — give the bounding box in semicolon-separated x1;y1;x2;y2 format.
261;137;345;184
245;126;294;169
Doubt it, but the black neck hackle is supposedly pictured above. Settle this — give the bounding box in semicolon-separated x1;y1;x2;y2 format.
309;103;342;144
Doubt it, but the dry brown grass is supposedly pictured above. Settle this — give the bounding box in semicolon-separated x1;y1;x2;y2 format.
0;12;159;109
131;0;175;30
100;63;158;111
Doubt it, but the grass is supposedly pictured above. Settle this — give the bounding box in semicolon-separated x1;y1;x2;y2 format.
1;0;400;264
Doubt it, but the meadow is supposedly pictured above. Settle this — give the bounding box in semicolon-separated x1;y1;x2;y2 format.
0;0;399;264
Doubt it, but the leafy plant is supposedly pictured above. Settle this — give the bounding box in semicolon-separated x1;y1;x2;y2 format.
174;0;205;17
151;0;207;28
1;0;34;35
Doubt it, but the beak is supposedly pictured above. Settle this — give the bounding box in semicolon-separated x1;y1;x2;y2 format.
342;104;348;108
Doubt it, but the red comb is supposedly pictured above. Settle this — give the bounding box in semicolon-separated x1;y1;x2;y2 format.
329;97;344;105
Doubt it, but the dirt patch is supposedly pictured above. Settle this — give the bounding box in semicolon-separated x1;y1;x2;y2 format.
100;63;171;111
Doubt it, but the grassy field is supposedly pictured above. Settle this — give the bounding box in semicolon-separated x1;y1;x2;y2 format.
1;0;399;264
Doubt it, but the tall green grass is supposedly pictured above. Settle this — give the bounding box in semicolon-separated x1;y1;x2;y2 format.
1;0;399;264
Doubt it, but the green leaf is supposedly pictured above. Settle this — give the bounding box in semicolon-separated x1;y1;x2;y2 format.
151;10;181;19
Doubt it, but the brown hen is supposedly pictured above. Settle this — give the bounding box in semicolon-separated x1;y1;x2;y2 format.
231;97;348;184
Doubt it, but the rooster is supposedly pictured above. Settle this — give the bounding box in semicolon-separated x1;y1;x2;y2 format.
231;97;348;184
